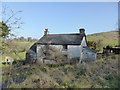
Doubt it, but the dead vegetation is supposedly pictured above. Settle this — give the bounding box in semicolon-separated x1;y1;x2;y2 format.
41;45;69;65
1;54;119;88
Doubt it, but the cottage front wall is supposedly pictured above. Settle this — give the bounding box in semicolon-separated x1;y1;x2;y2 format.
68;45;81;59
37;45;63;61
36;36;93;63
49;45;63;51
37;43;97;63
45;45;82;60
37;44;82;61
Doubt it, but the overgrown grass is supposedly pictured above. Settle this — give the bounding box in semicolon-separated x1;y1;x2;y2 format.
1;39;35;62
2;54;119;88
2;52;26;62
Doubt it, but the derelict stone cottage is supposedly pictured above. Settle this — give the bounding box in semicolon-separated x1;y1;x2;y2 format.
26;28;97;64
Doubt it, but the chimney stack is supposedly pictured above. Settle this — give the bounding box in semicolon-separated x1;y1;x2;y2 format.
79;28;85;35
44;29;48;35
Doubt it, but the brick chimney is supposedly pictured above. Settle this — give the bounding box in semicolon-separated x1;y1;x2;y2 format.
79;28;85;35
44;29;48;35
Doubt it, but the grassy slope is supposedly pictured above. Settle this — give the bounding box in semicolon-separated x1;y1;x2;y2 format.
87;31;119;46
1;40;36;61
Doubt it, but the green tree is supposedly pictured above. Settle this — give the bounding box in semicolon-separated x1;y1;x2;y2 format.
27;37;32;42
0;21;11;38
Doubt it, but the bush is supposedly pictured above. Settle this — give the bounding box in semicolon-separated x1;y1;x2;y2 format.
42;45;69;64
13;61;24;67
64;65;75;72
47;64;60;68
87;40;101;52
41;67;48;72
70;58;79;64
2;62;6;65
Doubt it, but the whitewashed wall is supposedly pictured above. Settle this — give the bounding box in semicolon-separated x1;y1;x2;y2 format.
80;37;87;47
50;45;82;60
80;36;87;61
49;45;63;51
36;36;89;62
37;45;63;61
37;44;82;61
68;45;81;59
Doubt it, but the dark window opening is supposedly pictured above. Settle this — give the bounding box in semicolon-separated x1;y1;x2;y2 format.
63;45;68;50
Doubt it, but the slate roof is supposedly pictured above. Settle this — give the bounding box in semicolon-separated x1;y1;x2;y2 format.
83;46;97;53
36;33;85;45
26;43;37;53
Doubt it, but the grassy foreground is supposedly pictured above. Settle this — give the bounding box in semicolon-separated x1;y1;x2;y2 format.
1;54;119;88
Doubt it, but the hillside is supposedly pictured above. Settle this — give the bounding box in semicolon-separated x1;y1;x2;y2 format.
87;31;119;47
1;39;36;61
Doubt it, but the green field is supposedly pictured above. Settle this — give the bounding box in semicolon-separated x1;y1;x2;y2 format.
1;40;35;61
87;31;119;46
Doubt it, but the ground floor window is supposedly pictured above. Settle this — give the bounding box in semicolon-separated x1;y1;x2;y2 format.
63;45;68;50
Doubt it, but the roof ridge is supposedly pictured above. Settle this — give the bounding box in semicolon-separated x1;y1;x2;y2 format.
46;33;81;35
37;33;85;45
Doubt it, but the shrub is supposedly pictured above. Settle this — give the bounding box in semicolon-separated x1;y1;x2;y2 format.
61;81;77;88
64;65;75;72
41;67;48;72
2;62;6;65
47;64;60;68
13;61;24;67
70;58;79;64
41;45;69;64
87;40;101;52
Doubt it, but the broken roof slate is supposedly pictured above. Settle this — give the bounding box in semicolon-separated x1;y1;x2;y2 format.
36;33;85;45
